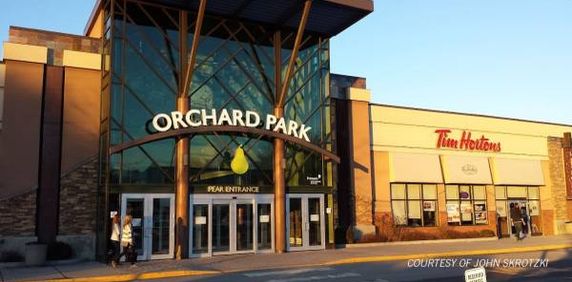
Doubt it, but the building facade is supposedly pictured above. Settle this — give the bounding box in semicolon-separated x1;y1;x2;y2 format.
1;0;572;263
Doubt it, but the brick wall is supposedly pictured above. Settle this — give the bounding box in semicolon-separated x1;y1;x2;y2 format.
59;158;98;235
9;26;100;66
0;190;36;236
548;137;567;222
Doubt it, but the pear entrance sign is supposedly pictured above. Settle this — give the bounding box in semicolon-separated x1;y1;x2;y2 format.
231;145;249;175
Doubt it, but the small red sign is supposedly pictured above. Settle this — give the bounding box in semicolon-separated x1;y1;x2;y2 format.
435;129;501;152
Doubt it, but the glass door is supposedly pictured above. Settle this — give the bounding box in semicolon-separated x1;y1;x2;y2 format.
190;195;274;257
212;200;231;254
121;194;175;260
287;194;325;251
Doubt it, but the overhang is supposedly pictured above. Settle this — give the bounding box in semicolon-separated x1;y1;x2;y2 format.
86;0;373;38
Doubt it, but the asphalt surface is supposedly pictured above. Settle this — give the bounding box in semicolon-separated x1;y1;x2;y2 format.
148;249;572;282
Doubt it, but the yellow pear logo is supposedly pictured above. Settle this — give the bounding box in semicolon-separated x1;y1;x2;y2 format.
230;145;249;175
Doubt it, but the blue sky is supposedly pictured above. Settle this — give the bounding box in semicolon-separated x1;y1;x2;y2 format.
2;1;571;124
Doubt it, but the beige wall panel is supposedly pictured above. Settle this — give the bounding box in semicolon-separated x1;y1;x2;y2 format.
371;105;572;138
441;155;492;184
389;152;443;183
372;122;551;159
373;151;391;213
61;68;101;174
3;43;47;64
63;50;101;70
0;61;44;199
492;158;544;185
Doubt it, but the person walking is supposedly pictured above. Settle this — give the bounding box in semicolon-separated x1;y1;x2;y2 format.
119;215;137;267
510;203;524;241
109;213;121;268
521;206;529;236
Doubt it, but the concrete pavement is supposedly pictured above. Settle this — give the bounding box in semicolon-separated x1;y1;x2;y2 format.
1;235;571;282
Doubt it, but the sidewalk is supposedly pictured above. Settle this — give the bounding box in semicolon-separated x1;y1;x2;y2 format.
2;235;572;282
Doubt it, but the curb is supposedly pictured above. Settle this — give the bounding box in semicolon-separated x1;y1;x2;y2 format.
30;270;220;282
337;236;498;249
28;243;572;282
324;243;572;265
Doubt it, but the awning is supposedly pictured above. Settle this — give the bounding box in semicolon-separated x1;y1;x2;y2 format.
491;158;545;186
389;152;443;183
441;155;492;184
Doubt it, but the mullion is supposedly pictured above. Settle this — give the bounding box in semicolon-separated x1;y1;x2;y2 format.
203;133;272;184
135;2;180;52
238;22;274;68
113;72;156;117
227;135;272;184
220;22;272;78
121;9;179;74
216;77;251;112
212;76;247;112
161;7;179;29
111;118;175;183
220;44;274;105
189;47;243;97
284;65;320;107
189;135;237;182
122;36;178;95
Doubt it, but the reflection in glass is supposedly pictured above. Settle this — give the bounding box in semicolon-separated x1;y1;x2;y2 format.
192;205;208;254
289;198;303;247
212;204;230;252
236;204;253;251
257;204;272;250
308;198;321;246
126;199;144;256
152;198;170;255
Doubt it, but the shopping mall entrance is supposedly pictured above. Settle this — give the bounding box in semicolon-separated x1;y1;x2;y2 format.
190;194;274;257
287;194;325;251
121;194;175;260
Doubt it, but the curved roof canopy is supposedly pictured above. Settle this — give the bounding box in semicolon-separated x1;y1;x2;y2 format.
87;0;373;38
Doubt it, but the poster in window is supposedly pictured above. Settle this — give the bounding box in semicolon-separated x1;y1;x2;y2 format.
446;203;460;222
423;201;435;211
529;201;540;216
474;203;487;223
460;202;473;221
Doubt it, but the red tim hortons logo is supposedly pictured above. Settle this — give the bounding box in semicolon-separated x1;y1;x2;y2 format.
435;129;501;152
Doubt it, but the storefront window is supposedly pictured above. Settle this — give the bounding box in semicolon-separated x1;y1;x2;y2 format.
446;185;488;225
391;184;437;227
496;186;542;235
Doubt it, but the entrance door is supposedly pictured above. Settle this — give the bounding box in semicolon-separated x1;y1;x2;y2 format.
190;195;273;257
287;194;325;251
121;194;175;260
507;200;530;236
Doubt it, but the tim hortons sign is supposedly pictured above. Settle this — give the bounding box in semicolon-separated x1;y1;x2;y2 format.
435;129;501;152
152;109;312;142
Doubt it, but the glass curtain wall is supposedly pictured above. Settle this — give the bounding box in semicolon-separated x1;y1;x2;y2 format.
99;1;335;254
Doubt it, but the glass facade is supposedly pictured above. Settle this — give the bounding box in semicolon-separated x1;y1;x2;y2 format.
101;0;334;190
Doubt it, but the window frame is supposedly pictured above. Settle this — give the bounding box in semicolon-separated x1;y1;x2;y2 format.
445;184;488;226
390;183;438;227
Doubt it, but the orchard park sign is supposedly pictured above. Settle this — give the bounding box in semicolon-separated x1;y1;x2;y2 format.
108;109;339;164
152;109;312;142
